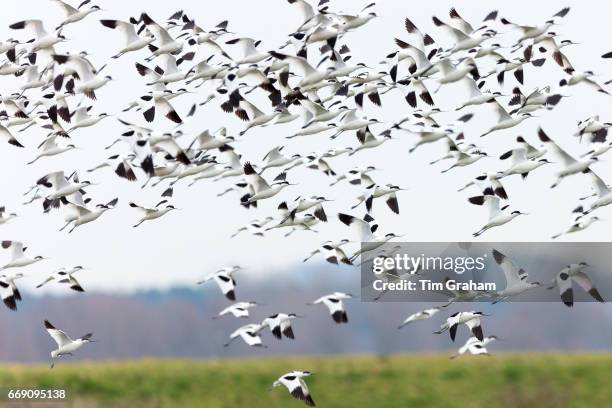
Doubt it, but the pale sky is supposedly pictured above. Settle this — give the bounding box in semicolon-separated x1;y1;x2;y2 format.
1;0;612;294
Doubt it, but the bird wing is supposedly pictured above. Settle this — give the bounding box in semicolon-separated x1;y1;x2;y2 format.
493;100;512;122
449;7;475;34
0;124;21;146
244;164;270;194
2;241;25;262
467;343;488;355
485;195;501;220
154;96;182;123
39;134;59;151
239;97;265;119
153;137;187;160
213;273;235;295
67;202;92;217
161;54;180;74
45;320;73;347
148;23;176;45
290;0;315;23
239;329;262;346
68;275;85;292
464;317;483;340
492;249;527;287
73;107;91;123
587;170;610;198
36;275;55;288
394;38;431;70
538;128;576;166
52;0;79;16
230;307;249;318
274;52;317;76
509;148;527;166
301;99;328;116
432;16;470;43
100;20;140;45
338;213;374;241
556;271;573;305
14;20;48;39
322;297;344;314
570;271;598;296
67;56;96;83
231;37;259;57
262;146;284;162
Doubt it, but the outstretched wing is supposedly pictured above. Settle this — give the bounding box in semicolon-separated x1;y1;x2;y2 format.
44;320;73;347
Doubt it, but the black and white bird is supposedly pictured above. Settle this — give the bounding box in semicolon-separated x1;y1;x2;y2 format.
36;266;86;292
224;323;266;348
231;217;275;238
398;307;441;329
269;371;315;407
9;19;66;53
468;188;528;236
214;302;260;319
87;154;137;182
44;320;95;368
578;170;612;214
241;162;295;205
538;128;598;188
434;311;488;342
140;13;183;60
337;213;402;258
99;18;155;59
450;335;498;359
548;263;604;307
27;135;76;165
498;147;552;180
481;101;534;137
198;266;241;301
352;184;405;214
551;211;601;240
53;0;101;29
61;197;118;233
36;171;94;211
489;249;540;303
261;313;301;340
309;292;352;324
303;239;352;265
0;240;45;270
129;200;178;228
458;173;508;199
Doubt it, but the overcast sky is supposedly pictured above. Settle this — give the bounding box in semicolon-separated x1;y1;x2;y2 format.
1;0;612;294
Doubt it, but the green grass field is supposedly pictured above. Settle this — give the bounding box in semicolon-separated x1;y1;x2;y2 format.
1;354;611;407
